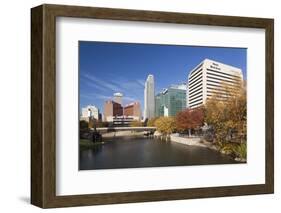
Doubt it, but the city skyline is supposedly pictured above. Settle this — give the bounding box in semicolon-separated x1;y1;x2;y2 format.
79;41;247;114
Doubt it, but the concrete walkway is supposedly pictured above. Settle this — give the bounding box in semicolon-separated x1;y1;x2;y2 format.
170;134;218;151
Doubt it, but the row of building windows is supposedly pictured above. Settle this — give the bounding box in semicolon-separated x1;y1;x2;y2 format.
206;82;240;90
189;83;203;95
189;64;203;78
206;96;230;101
189;80;203;91
206;68;241;80
207;91;234;98
189;74;203;88
189;88;202;99
189;82;202;92
189;93;203;103
206;87;236;94
207;70;241;82
207;84;238;90
206;81;240;91
189;69;203;83
189;100;203;108
206;78;233;86
189;96;203;105
207;74;241;85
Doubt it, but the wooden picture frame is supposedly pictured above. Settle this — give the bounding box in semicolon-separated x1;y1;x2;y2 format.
31;4;274;208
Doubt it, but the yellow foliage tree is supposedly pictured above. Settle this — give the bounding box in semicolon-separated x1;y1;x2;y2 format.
154;116;176;135
130;120;143;127
147;117;158;127
204;81;246;144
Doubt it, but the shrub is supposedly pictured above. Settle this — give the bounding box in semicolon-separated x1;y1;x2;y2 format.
219;142;247;159
234;143;247;159
80;120;88;129
96;121;109;128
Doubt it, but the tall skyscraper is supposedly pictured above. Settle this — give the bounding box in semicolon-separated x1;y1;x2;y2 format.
144;74;155;120
187;59;243;109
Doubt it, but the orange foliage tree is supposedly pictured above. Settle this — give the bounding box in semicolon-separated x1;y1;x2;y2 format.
175;108;204;135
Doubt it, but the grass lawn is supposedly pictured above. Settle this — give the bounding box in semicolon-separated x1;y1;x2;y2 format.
79;139;105;148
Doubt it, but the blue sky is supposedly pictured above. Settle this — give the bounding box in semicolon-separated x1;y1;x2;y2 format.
79;41;247;114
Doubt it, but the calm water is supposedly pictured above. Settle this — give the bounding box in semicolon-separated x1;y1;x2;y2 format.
79;137;238;170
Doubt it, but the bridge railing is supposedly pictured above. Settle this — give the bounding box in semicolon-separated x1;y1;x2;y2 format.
90;126;156;132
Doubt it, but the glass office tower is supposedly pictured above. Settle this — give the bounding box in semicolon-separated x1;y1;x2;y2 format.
155;84;187;117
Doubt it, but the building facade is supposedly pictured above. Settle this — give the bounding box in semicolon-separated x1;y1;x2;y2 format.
103;100;123;122
187;59;243;109
123;101;141;121
80;105;99;122
144;74;155;120
103;97;141;126
155;83;187;117
113;92;123;105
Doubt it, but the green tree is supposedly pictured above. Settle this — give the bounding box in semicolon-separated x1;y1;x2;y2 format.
79;120;88;129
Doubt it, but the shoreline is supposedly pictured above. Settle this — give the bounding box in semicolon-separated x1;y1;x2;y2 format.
169;133;246;163
80;132;246;163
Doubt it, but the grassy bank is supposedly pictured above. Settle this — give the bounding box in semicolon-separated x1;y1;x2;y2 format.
79;139;105;148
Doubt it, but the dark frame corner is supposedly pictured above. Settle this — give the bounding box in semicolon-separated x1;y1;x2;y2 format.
31;4;274;208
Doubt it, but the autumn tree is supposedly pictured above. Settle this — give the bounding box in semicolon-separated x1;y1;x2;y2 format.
175;108;204;136
130;120;143;127
204;82;246;144
147;117;158;127
154;117;176;135
95;121;109;128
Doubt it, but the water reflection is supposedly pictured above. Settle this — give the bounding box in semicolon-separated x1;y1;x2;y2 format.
79;137;239;170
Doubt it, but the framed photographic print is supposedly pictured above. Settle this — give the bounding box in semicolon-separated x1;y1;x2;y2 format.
31;4;274;208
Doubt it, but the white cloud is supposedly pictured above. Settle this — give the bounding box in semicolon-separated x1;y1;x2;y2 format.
123;96;136;102
95;94;113;100
82;73;121;92
83;81;108;92
80;72;144;108
136;79;145;87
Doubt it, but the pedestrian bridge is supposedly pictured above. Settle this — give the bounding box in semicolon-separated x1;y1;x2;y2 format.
90;126;156;133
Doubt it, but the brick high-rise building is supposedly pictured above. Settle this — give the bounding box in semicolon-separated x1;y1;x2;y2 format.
103;100;123;122
113;92;123;105
124;102;141;121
